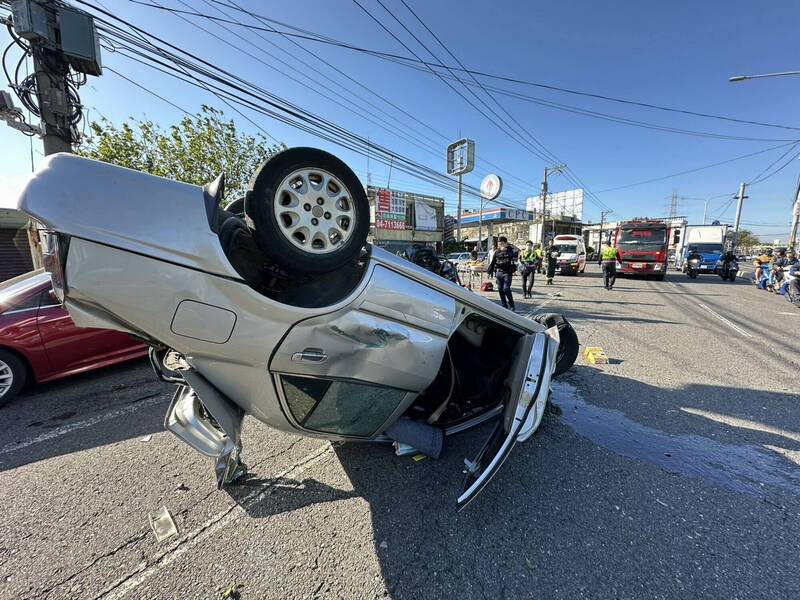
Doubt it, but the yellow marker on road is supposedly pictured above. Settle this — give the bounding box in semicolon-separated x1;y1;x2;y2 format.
584;346;609;365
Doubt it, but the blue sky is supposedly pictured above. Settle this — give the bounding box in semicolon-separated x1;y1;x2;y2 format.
2;0;799;241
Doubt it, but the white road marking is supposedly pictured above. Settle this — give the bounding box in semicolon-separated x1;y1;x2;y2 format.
778;311;800;316
98;443;334;599
524;292;562;317
0;394;166;456
696;303;752;338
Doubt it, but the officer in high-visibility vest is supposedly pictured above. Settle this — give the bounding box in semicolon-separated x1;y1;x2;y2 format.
600;243;622;290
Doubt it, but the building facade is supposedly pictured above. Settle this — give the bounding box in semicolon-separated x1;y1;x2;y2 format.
0;209;39;282
367;186;444;254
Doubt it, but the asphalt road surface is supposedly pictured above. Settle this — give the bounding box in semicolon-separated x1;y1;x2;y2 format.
1;264;798;599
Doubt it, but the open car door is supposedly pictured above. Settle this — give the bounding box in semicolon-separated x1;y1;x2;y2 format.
457;327;560;511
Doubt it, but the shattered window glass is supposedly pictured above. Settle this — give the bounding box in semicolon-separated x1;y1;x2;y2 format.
282;375;405;437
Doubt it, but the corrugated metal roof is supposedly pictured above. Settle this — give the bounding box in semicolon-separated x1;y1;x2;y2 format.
0;209;30;229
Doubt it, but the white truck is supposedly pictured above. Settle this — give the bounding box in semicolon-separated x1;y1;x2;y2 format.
674;225;728;272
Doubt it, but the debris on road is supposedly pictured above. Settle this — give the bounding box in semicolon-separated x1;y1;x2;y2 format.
584;346;609;364
140;434;152;442
221;583;242;599
148;506;178;542
392;442;418;456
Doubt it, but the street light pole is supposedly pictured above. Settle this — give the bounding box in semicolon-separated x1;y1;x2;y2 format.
729;70;800;82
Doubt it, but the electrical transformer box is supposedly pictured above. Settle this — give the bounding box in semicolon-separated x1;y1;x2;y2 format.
10;0;55;43
58;7;103;76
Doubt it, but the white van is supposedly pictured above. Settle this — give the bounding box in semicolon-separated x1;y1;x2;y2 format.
552;235;586;275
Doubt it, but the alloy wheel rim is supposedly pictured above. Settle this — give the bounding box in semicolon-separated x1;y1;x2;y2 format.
0;359;13;398
273;168;356;255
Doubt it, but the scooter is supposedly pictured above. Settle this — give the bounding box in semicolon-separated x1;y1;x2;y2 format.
715;258;738;282
686;256;701;279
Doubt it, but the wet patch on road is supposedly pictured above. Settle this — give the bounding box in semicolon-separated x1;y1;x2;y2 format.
551;380;800;498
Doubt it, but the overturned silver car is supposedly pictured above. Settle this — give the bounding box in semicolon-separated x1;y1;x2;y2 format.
17;148;578;509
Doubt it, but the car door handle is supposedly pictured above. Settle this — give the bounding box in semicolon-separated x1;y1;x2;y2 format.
291;348;328;363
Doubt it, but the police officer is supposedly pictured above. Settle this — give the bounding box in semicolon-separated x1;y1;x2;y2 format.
534;243;544;274
600;243;622;290
519;240;537;298
487;236;516;310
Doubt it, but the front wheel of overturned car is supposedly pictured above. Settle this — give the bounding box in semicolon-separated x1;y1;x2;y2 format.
245;147;370;274
0;349;27;408
533;313;579;377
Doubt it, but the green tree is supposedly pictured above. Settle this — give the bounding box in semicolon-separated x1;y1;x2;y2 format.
78;105;285;202
730;228;759;250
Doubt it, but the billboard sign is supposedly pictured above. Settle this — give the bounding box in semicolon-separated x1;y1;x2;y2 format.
526;188;584;220
446;138;475;175
369;186;443;232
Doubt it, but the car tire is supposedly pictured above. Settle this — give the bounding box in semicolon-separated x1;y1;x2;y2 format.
0;349;27;408
533;313;579;377
245;147;370;274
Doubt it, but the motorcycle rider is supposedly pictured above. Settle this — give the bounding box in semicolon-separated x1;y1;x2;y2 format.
600;242;622;290
487;236;517;310
720;249;737;275
685;246;703;276
785;261;800;306
519;240;537;298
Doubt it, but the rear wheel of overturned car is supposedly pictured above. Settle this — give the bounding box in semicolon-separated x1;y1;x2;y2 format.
0;349;26;407
245;147;370;274
533;313;579;377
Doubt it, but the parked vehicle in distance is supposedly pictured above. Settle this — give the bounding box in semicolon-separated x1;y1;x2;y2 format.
674;225;727;273
551;235;586;275
0;270;147;405
446;251;471;266
614;219;669;280
17;149;579;509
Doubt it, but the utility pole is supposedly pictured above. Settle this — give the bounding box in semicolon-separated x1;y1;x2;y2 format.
4;1;102;155
789;178;800;250
32;49;73;155
702;198;710;225
598;209;613;254
731;182;748;248
539;164;566;247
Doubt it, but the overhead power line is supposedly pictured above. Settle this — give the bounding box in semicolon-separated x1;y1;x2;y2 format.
85;8;539;214
143;0;800;133
595;141;798;194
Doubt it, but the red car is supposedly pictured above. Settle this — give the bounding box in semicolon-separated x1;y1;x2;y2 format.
0;270;147;405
